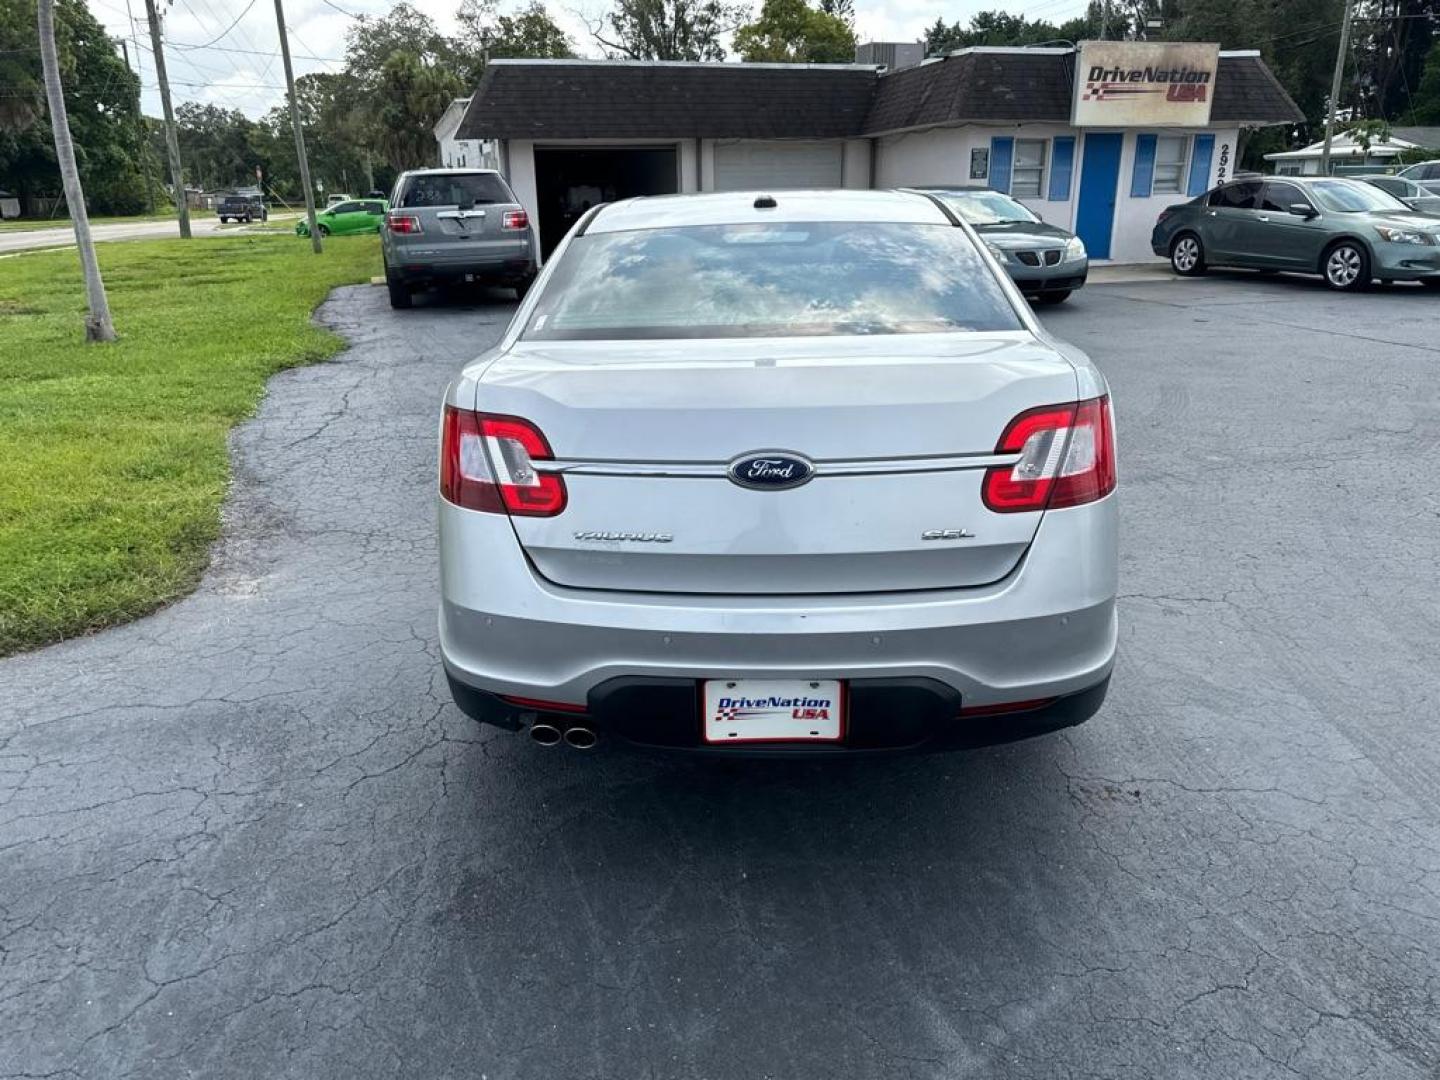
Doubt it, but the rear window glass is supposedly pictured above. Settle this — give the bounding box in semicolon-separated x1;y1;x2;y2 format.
523;223;1024;341
399;173;511;208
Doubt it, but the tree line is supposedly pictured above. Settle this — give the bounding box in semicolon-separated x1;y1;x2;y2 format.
3;0;1439;215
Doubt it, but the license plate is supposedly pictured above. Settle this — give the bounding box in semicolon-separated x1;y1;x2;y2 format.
703;679;844;744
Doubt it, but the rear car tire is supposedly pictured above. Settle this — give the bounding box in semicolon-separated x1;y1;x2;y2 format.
1322;241;1369;291
219;216;228;224
317;224;330;237
1033;291;1071;305
1169;233;1206;276
386;275;413;309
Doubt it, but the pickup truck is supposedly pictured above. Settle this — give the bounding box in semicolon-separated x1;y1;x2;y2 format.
217;195;267;223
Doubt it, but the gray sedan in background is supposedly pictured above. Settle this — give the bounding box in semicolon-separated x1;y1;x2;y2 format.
915;187;1089;304
1153;176;1440;291
1354;174;1440;215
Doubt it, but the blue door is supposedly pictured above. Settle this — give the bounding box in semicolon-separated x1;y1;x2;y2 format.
1075;133;1123;260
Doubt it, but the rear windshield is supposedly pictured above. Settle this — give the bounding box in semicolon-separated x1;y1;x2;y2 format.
398;173;511;208
524;222;1024;341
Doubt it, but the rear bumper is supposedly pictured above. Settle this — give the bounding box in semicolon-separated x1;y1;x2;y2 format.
388;257;536;283
439;495;1119;742
383;234;537;283
446;669;1110;754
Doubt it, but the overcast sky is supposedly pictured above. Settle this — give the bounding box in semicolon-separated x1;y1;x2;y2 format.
89;0;1090;120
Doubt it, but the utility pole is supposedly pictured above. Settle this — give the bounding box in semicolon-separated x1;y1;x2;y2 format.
38;0;116;341
123;0;155;213
274;0;322;253
1320;0;1356;177
143;0;190;237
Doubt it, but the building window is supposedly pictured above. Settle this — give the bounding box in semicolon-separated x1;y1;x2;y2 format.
1152;135;1189;194
1011;140;1047;198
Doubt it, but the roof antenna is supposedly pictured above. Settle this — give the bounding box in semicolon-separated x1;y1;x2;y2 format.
753;194;777;209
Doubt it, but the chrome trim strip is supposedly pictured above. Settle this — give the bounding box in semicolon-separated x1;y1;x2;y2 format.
545;453;1022;478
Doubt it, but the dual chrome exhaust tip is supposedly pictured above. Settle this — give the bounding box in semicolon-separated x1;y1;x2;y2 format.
529;722;598;750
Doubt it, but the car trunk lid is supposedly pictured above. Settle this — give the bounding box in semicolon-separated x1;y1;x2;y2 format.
473;334;1078;595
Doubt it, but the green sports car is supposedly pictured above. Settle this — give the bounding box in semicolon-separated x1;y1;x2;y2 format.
295;197;388;237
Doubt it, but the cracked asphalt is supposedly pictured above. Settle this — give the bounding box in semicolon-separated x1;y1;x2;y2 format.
3;272;1438;1079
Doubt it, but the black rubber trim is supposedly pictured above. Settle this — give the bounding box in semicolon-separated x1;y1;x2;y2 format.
911;189;964;226
570;202;608;239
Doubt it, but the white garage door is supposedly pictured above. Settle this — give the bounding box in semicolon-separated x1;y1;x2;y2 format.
713;141;844;190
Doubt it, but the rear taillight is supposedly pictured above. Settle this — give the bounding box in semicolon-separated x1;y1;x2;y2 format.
501;209;529;230
440;406;566;517
386;214;422;234
982;395;1116;513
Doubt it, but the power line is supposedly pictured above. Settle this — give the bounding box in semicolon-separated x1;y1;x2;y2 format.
172;0;261;50
171;41;344;62
319;0;366;19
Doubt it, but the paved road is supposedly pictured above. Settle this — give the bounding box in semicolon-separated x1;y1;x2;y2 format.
3;275;1438;1079
0;214;297;254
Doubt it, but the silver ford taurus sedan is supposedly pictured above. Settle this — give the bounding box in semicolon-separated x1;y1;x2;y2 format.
438;190;1118;754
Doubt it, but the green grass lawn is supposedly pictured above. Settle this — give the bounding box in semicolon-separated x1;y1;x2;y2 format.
0;233;380;655
0;211;181;233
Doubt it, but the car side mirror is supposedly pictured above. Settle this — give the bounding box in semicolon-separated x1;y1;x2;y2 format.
1290;203;1317;218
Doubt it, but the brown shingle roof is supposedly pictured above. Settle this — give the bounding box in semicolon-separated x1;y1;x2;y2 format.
456;53;1304;142
1211;55;1306;125
457;60;877;141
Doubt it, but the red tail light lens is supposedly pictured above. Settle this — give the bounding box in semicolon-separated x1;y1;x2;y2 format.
386;214;422;234
501;209;529;230
982;395;1116;513
440;406;566;517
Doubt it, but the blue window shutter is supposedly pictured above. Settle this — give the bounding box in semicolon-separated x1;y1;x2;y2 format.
1187;134;1215;196
1131;134;1157;198
1048;136;1075;200
989;137;1014;193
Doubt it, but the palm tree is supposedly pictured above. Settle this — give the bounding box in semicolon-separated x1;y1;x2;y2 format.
37;0;117;343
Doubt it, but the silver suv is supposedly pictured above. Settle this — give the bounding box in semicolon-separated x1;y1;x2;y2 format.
438;190;1118;754
381;168;538;309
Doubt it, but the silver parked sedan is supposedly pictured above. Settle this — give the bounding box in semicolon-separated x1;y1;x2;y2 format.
914;187;1089;304
438;190;1118;754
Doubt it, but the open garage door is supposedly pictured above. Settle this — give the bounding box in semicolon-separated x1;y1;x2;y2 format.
534;146;678;258
713;141;844;191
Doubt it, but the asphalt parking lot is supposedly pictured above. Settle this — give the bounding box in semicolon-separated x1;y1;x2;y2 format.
3;270;1438;1079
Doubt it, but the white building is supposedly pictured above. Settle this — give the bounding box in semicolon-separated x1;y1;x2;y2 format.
433;96;499;170
453;44;1301;263
1265;127;1440;175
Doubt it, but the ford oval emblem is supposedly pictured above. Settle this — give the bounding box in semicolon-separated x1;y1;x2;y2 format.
727;451;815;491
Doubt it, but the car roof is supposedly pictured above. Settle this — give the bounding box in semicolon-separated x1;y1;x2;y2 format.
399;168;501;177
586;190;952;233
